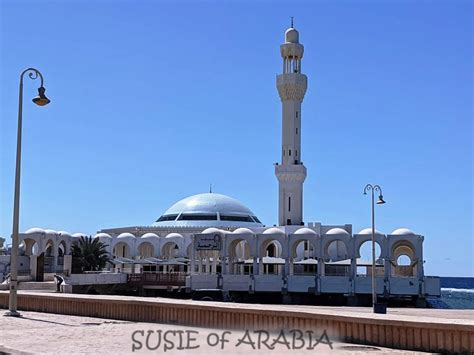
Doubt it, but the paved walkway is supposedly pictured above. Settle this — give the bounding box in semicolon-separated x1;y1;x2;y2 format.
0;311;430;354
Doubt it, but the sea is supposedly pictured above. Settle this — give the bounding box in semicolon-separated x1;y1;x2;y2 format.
427;277;474;309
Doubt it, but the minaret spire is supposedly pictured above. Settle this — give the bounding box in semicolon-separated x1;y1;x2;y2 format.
275;24;308;226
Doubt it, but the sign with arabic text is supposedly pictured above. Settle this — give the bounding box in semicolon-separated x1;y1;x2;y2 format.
195;234;222;251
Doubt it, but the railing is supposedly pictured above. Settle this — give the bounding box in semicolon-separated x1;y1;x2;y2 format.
127;272;186;286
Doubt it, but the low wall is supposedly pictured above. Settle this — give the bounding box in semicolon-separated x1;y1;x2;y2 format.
0;292;472;353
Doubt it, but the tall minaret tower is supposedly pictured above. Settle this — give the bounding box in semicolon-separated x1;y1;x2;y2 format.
275;22;308;226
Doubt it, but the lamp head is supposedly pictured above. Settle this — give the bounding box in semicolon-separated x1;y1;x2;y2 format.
376;195;386;204
32;86;50;106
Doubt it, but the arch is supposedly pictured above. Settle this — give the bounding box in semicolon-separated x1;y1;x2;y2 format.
228;238;252;275
391;240;416;261
322;239;349;262
321;231;351;262
356;240;383;261
137;242;154;258
258;236;285;275
397;255;411;266
21;238;39;256
289;237;318;275
58;240;67;257
113;242;131;258
354;232;386;259
289;233;318;259
391;240;417;277
44;239;55;257
161;241;180;259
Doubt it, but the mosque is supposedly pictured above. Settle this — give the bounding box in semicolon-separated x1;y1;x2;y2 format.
7;24;440;304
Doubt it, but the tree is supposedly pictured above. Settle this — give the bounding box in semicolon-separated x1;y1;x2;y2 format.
71;236;109;272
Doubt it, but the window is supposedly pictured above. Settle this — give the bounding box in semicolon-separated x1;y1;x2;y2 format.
296;127;298;134
296;111;299;118
296;150;298;156
289;149;292;156
220;215;254;222
178;213;217;221
156;214;178;222
288;196;291;212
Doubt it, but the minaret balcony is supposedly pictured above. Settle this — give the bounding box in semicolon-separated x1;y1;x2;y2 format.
276;73;308;101
275;163;307;183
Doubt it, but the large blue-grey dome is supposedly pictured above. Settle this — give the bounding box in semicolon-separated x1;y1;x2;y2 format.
153;193;263;228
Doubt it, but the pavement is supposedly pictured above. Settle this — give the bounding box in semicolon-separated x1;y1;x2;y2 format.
0;310;432;354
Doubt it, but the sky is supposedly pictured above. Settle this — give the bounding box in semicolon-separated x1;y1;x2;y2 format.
0;0;472;277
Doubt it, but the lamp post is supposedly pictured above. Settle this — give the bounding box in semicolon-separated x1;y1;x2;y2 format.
363;184;386;314
5;68;50;317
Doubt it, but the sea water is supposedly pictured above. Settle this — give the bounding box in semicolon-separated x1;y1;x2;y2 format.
427;277;474;309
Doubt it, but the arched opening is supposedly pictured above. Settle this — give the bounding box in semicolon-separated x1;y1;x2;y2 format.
138;242;154;258
291;239;316;275
394;254;415;277
260;239;283;275
113;242;130;258
391;241;416;277
397;255;411;265
21;238;39;256
44;240;54;257
161;242;179;260
58;241;67;257
57;240;67;272
356;240;384;276
326;240;347;261
325;240;350;276
43;239;55;273
229;239;251;275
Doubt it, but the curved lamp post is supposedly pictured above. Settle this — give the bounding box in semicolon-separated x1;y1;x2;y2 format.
363;184;386;314
5;68;50;317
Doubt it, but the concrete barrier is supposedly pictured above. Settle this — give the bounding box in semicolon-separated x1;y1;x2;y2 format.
0;291;472;353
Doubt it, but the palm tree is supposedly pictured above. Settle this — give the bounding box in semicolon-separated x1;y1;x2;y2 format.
71;236;109;272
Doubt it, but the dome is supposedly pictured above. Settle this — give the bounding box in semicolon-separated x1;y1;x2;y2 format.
58;231;72;237
391;228;416;235
153;193;263;228
94;233;112;239
25;228;46;234
202;227;224;234
326;228;350;235
294;227;317;235
232;227;254;235
117;232;136;239
263;227;285;235
285;27;299;43
72;233;87;238
45;229;57;235
165;233;183;239
357;228;384;236
141;233;159;239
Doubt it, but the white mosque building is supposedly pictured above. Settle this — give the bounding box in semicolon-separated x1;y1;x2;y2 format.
8;24;440;304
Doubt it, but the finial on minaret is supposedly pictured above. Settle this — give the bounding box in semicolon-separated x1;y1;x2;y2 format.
290;16;294;28
209;184;212;193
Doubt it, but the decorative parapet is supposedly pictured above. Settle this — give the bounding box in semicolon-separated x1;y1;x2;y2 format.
275;163;307;183
276;73;308;101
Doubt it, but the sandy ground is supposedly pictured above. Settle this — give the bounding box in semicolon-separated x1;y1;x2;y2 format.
0;311;432;355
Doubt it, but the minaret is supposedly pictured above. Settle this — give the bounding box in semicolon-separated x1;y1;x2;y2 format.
275;22;308;226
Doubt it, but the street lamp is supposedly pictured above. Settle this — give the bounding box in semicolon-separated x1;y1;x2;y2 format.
5;68;50;317
363;184;386;314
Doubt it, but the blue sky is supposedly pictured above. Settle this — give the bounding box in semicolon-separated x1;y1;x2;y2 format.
0;0;472;276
